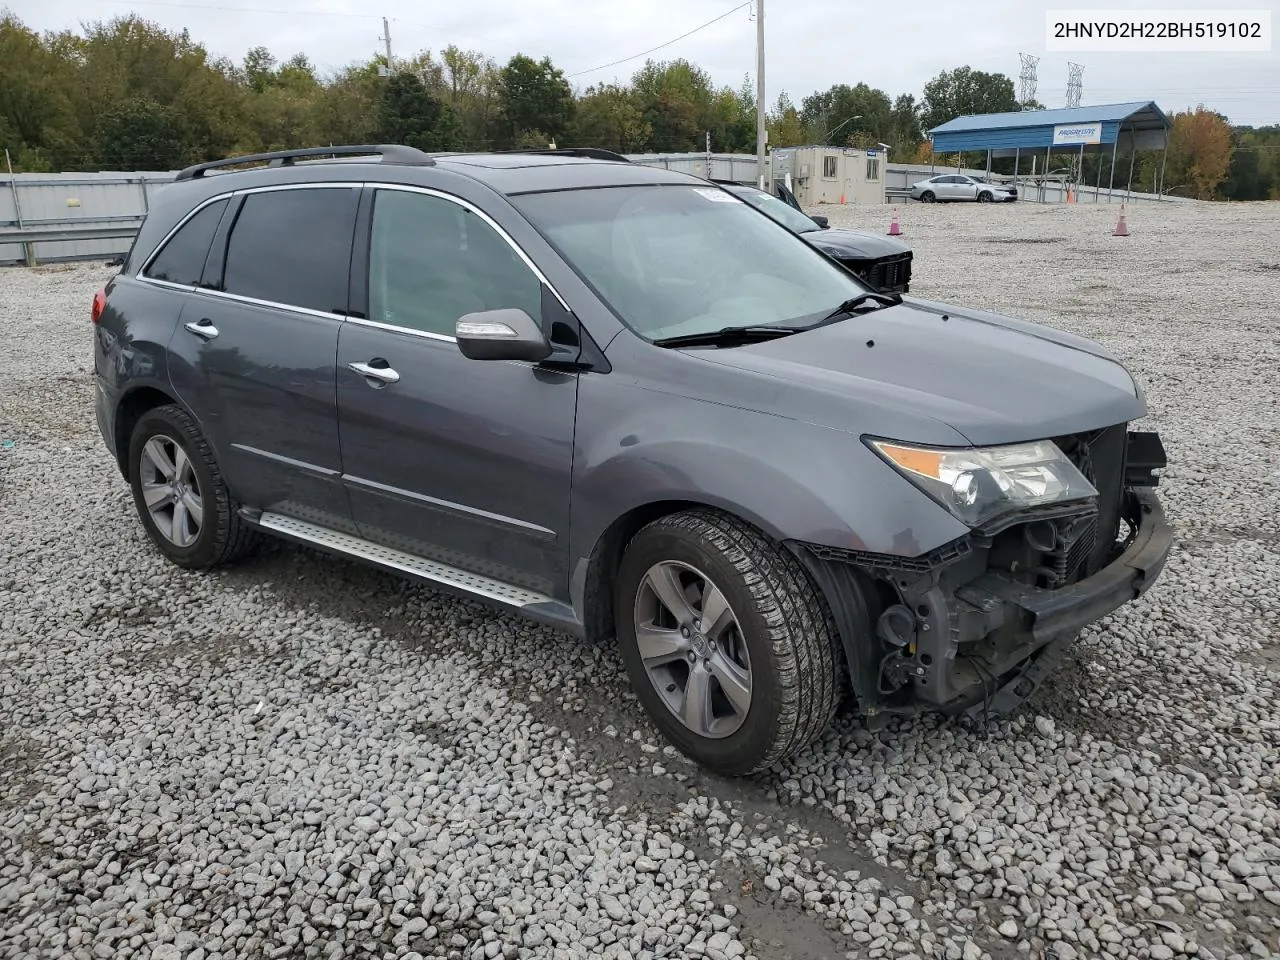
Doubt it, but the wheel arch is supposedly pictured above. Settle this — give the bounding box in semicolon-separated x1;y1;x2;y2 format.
577;496;809;649
113;385;185;480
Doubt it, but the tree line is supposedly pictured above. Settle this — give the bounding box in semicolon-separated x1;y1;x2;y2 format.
0;10;1271;200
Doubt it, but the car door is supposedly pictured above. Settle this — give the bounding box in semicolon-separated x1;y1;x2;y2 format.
335;184;578;598
165;184;360;533
955;176;980;201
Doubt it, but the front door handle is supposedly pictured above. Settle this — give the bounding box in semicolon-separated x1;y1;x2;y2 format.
184;319;219;341
348;359;400;386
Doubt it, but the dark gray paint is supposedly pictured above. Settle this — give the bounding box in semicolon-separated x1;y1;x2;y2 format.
335;320;577;597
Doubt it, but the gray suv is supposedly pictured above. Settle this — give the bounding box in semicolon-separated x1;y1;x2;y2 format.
93;145;1172;777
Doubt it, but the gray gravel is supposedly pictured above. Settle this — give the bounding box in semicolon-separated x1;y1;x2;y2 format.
2;200;1279;960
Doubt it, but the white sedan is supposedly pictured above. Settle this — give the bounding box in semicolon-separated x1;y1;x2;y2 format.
909;174;1017;203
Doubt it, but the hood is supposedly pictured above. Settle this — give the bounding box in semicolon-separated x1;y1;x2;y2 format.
803;228;911;260
684;298;1145;447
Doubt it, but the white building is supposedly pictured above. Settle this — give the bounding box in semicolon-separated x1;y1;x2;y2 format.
770;146;887;206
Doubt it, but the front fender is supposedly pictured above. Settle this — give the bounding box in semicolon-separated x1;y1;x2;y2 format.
569;375;970;571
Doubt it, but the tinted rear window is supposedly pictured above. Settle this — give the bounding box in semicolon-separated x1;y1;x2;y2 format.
220;188;358;314
143;198;228;285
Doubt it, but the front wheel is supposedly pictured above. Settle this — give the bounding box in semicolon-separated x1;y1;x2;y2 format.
127;404;257;569
614;509;842;777
977;191;992;202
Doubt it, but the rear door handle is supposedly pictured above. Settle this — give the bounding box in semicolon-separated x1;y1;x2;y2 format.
348;359;400;386
184;319;219;341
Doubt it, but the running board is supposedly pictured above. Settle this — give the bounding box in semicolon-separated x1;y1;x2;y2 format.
256;511;557;610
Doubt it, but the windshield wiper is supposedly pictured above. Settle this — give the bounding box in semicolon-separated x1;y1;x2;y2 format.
813;291;903;326
652;324;806;348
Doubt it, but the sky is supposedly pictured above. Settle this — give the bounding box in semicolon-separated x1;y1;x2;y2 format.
9;0;1280;126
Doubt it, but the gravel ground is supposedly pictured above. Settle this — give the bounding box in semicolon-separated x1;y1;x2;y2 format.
2;199;1278;960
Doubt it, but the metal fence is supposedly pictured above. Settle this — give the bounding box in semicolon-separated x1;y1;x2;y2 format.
1;157;1192;266
1;171;174;266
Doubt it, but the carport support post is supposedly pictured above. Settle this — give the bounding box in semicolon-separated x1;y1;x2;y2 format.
1096;145;1105;201
1157;128;1169;198
985;149;992;180
1044;145;1051;202
1108;137;1119;202
1013;147;1020;196
1126;130;1137;201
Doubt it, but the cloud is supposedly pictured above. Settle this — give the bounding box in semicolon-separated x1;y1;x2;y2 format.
23;0;1280;125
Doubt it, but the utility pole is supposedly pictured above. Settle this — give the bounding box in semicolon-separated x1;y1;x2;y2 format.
381;17;394;73
755;0;766;188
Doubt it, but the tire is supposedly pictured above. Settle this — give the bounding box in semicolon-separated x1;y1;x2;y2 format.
614;508;842;777
977;191;992;203
920;191;936;203
127;403;257;569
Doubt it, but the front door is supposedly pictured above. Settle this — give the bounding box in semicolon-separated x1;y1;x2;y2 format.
165;184;360;532
335;185;578;599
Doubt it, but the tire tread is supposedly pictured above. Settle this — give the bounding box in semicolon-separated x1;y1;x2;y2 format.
632;508;841;773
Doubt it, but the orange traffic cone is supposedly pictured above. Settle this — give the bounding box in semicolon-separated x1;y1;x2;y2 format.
840;191;847;205
1067;185;1076;204
1113;203;1129;236
887;207;903;236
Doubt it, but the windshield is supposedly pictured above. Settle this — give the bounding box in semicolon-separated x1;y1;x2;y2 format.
513;184;868;341
724;186;822;235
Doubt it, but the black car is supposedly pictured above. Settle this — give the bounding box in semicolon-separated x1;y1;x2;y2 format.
92;144;1171;776
717;180;913;294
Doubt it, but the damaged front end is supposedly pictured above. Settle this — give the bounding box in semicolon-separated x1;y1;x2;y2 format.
790;425;1173;722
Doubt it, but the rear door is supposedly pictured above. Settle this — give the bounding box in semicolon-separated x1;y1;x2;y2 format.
165;184;360;532
335;184;578;598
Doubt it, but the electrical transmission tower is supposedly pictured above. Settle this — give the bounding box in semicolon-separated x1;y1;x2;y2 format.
1018;53;1039;107
1066;62;1084;108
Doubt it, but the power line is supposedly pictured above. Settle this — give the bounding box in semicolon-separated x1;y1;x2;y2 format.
566;1;753;79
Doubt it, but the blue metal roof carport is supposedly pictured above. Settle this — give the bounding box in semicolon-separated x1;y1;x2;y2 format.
927;101;1172;202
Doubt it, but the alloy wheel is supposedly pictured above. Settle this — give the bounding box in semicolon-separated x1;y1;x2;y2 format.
138;434;203;547
633;560;752;739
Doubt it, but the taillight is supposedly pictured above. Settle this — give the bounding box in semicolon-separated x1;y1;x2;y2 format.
92;289;107;325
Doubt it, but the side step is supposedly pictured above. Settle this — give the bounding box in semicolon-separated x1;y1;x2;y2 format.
257;511;556;610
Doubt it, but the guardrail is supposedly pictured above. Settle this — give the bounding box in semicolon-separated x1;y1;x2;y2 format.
0;221;142;266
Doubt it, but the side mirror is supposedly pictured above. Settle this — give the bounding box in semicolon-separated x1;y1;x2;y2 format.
455;308;552;362
809;214;829;229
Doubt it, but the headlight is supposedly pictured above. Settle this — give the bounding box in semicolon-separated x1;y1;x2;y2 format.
869;438;1098;527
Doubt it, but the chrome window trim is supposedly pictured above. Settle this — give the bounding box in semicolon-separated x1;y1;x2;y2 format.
134;179;574;346
344;315;456;343
135;182;360;283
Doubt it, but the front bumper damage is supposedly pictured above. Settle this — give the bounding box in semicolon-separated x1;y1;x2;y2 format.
791;429;1173;722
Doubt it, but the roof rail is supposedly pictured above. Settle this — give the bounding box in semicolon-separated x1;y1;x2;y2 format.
500;148;632;163
174;144;434;181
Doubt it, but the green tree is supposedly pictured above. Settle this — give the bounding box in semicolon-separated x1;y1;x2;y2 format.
766;92;806;148
95;97;187;169
800;83;893;146
499;54;573;145
376;71;461;152
919;66;1019;133
440;46;501;149
0;13;85;168
570;83;650;152
630;58;716;152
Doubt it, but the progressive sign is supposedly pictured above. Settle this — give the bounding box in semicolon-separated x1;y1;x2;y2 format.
1052;122;1103;145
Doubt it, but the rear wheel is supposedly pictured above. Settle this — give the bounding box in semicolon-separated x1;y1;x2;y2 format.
127;404;257;569
614;509;842;777
920;190;936;203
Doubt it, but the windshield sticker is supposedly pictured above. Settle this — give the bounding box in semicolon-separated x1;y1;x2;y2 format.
693;188;739;202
